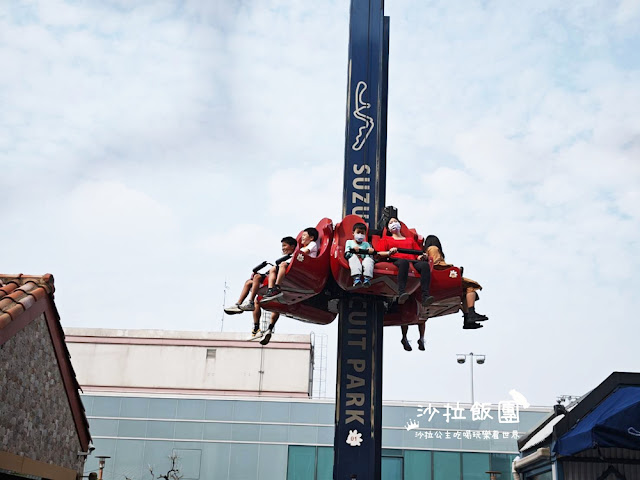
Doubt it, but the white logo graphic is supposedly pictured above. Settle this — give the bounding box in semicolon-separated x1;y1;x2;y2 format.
346;430;363;447
449;270;458;278
405;419;419;431
509;389;531;409
629;427;640;437
352;81;375;151
498;401;520;424
296;253;305;262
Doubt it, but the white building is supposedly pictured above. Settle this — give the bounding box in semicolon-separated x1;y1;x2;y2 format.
65;328;314;398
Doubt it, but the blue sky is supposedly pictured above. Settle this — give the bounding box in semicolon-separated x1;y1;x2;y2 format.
1;0;639;407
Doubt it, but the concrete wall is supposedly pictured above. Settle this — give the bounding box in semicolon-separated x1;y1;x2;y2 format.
65;329;313;396
0;313;84;475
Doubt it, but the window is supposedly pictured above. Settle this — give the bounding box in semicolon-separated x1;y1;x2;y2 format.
462;453;490;480
316;447;334;480
287;446;316;480
405;450;432;480
434;451;460;480
382;457;403;480
490;453;516;479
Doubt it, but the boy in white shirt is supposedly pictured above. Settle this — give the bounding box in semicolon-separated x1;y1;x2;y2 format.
261;227;319;302
345;222;374;287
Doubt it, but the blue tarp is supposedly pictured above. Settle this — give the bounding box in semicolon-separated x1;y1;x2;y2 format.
555;386;640;456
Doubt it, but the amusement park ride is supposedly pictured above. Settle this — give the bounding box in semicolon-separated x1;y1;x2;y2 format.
251;1;483;478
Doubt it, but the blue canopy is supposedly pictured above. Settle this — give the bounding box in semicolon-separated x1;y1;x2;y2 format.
555;386;640;456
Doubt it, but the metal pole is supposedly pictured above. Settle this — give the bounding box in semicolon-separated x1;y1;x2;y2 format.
470;353;475;404
221;280;228;332
336;0;386;477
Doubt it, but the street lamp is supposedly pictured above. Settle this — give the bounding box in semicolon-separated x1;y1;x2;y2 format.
456;352;486;404
96;456;110;480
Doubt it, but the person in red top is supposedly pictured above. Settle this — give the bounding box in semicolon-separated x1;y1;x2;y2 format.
377;217;434;306
377;217;435;352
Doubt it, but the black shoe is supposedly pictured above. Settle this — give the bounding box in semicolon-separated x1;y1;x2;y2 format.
421;295;435;308
418;338;426;351
463;321;483;330
401;338;412;351
261;286;283;303
464;310;488;322
260;326;274;345
398;292;411;305
466;310;488;322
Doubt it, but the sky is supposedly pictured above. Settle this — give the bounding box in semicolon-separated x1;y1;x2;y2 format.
1;0;639;408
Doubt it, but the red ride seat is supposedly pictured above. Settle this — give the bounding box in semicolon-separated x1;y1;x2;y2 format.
417;264;464;320
259;218;336;325
330;214;422;298
329;215;422;326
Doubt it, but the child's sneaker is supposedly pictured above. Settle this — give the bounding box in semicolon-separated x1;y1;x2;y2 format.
260;326;274;345
239;300;255;311
352;277;362;287
249;326;262;340
363;276;372;287
224;303;243;315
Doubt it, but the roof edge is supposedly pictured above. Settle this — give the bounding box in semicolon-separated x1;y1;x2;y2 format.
552;372;640;442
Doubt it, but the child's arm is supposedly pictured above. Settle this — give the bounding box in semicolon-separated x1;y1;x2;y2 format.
300;241;317;254
345;240;354;258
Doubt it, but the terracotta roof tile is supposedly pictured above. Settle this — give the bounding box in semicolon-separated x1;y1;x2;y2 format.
0;274;55;329
0;282;19;296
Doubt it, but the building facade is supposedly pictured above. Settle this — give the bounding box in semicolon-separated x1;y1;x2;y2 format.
81;393;549;480
66;328;550;480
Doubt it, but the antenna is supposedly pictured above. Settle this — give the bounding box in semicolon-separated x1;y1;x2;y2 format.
221;280;229;332
311;331;329;398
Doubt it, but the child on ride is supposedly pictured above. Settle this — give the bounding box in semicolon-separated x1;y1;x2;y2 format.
423;235;488;330
261;227;319;302
345;222;375;287
223;237;297;340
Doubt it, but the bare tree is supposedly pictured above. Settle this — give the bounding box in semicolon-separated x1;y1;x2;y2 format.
149;454;183;480
125;454;183;480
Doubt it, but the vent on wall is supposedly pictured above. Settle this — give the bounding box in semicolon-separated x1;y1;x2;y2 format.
206;348;216;359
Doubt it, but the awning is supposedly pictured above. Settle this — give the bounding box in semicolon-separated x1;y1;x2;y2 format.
554;386;640;456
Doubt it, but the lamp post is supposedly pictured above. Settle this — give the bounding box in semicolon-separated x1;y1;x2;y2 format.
456;352;486;404
96;456;110;480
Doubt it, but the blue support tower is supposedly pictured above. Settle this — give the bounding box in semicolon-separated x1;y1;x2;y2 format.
334;1;389;479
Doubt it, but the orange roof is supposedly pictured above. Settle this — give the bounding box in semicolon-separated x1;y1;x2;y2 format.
0;274;55;329
0;273;92;451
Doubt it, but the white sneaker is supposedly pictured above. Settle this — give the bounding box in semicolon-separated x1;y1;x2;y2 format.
248;327;262;340
239;300;255;311
224;304;243;315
